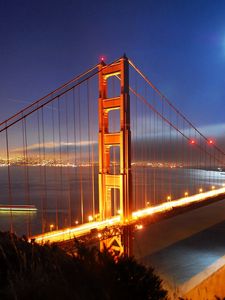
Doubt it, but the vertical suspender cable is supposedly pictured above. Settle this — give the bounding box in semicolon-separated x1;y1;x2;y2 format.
51;102;59;229
87;80;93;216
72;88;77;224
5;124;13;233
153;93;156;205
78;86;84;223
134;71;138;209
22;117;31;236
161;97;164;202
176;113;179;200
112;77;116;215
91;80;96;218
65;93;72;227
37;111;44;233
144;82;147;207
169;107;172;199
41;107;47;232
58;97;63;229
141;84;144;207
89;80;95;217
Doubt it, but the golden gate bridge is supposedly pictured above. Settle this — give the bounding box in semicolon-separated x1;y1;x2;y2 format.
0;55;224;250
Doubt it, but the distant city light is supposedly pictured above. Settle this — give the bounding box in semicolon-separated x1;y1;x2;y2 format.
199;188;203;193
167;196;171;201
190;139;196;145
184;192;189;196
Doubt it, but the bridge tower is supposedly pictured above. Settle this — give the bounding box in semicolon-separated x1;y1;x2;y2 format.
98;55;132;223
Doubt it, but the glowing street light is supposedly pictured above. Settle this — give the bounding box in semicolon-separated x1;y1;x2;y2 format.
184;192;189;197
88;215;94;222
50;224;54;231
135;224;143;230
32;187;225;244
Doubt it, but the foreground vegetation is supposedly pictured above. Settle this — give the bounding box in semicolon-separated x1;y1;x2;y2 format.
0;232;167;300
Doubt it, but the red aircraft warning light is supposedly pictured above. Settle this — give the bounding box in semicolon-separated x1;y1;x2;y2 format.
190;139;196;145
207;139;214;145
100;55;106;63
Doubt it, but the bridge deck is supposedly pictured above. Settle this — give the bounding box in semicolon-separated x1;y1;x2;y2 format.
32;187;225;244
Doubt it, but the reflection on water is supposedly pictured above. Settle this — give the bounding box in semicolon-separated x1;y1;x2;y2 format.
0;166;224;237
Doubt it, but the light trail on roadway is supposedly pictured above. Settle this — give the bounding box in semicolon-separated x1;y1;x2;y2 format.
32;187;225;244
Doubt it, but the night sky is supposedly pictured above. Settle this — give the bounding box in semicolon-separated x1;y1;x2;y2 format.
0;0;225;142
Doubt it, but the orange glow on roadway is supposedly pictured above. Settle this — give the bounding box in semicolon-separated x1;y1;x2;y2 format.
132;187;225;219
32;216;121;244
32;187;225;244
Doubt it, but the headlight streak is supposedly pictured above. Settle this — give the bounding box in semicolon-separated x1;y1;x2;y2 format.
32;187;225;244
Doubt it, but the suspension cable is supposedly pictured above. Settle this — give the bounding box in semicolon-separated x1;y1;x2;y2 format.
128;59;225;158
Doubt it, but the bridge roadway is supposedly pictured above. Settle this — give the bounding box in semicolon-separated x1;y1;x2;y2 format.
32;187;225;244
31;188;225;298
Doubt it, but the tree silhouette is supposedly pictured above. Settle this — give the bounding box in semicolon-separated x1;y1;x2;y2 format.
0;232;168;300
